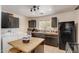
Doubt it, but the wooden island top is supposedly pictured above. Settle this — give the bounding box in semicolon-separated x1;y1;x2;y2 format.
8;37;45;53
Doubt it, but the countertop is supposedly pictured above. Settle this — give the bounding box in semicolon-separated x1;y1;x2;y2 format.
8;37;45;53
32;32;58;36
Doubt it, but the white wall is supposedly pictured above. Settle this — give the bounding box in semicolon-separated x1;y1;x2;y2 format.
55;10;79;43
0;5;1;53
32;10;77;22
54;10;77;23
28;10;79;43
1;10;29;53
75;10;79;43
28;10;78;30
1;12;29;34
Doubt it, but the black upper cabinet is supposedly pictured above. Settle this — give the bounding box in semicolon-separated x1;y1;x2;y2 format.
9;16;19;28
51;17;57;27
1;12;19;28
2;12;9;28
28;20;36;28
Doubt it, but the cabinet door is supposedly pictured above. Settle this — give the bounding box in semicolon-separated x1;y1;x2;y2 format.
9;17;19;28
32;33;45;38
51;17;57;27
45;36;58;47
14;18;19;28
28;20;36;28
1;12;9;28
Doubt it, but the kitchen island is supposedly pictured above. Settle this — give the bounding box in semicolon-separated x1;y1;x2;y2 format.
8;37;45;53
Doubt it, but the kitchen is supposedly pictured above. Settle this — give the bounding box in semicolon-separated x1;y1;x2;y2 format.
1;5;79;53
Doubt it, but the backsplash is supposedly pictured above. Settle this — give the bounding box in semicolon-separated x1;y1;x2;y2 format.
1;28;20;34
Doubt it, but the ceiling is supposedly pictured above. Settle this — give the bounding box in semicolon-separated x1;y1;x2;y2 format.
2;5;77;17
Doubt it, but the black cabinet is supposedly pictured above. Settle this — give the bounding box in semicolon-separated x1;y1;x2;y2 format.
1;12;19;28
28;20;36;28
32;32;58;47
51;17;57;27
32;32;45;38
9;16;19;28
45;35;58;47
2;12;9;28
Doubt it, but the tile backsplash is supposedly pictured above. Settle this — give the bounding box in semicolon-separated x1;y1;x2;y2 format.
1;28;20;35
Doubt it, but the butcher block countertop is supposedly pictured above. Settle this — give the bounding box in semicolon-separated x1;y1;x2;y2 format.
44;32;58;36
8;37;45;53
32;32;58;36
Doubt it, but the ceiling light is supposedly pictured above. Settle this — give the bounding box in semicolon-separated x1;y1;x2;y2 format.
30;5;40;12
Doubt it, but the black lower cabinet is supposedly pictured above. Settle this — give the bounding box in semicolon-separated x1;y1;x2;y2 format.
45;36;58;47
32;33;45;38
32;32;58;47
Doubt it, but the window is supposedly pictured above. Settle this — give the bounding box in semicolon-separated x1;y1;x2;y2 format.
38;20;51;30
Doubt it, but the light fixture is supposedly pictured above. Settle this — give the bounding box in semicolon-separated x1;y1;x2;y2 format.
30;5;40;12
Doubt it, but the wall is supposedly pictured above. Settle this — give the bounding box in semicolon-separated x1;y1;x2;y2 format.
54;10;77;23
0;5;1;53
75;10;79;43
1;10;29;52
55;10;79;44
28;17;51;28
28;10;78;31
1;11;29;34
55;10;79;43
28;16;58;31
28;10;79;43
